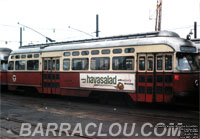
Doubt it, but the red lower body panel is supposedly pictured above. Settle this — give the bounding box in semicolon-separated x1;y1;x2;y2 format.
0;72;8;85
173;73;199;97
5;71;198;104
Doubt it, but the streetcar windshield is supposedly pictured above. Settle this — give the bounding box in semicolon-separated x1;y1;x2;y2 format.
176;53;199;71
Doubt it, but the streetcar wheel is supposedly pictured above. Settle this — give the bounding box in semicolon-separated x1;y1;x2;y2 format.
98;92;108;104
124;94;134;106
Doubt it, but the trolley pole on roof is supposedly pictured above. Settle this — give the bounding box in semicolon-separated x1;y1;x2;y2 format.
68;26;94;37
18;22;55;43
155;0;162;31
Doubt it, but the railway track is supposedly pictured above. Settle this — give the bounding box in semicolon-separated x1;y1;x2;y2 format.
1;91;199;138
1;91;199;124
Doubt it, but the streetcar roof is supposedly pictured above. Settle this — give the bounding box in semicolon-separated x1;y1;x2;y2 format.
0;47;12;52
11;31;197;54
0;47;12;60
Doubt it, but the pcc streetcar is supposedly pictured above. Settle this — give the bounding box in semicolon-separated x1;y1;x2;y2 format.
5;31;199;103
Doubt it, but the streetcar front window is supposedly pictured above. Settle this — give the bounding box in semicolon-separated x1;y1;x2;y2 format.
176;53;199;71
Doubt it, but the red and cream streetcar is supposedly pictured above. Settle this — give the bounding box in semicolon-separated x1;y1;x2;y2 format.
5;31;199;103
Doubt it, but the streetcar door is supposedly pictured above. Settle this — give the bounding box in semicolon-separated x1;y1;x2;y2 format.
137;54;154;103
155;54;173;103
42;57;60;95
137;53;174;103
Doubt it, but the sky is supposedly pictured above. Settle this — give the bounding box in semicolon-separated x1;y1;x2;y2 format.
0;0;200;50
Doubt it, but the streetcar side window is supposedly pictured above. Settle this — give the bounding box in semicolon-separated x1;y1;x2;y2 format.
56;59;60;70
91;57;110;70
147;56;153;71
15;55;20;59
113;49;122;54
112;56;134;70
21;55;26;59
91;50;99;55
102;49;110;54
27;60;39;70
11;56;14;59
63;59;70;70
165;55;172;70
8;61;14;70
72;58;88;70
139;57;145;70
15;60;26;70
72;51;80;56
44;60;47;70
48;60;52;70
52;60;56;70
64;52;70;56
125;48;135;53
34;54;39;58
157;56;163;70
81;51;89;56
27;54;32;58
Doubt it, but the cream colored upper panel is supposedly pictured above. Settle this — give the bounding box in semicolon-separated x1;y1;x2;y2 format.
135;45;173;53
41;51;62;57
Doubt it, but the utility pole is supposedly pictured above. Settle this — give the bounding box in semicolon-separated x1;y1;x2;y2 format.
194;22;197;38
155;0;162;31
96;14;99;37
20;27;22;47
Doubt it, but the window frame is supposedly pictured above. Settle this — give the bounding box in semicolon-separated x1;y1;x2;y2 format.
72;58;89;70
101;49;110;55
81;51;89;56
8;61;14;70
124;48;135;53
63;58;70;70
156;55;164;71
112;56;134;70
64;52;71;57
91;50;99;55
138;56;146;71
147;55;154;72
27;60;39;70
34;54;39;58
27;54;33;58
113;49;122;54
165;55;173;71
15;60;26;70
56;59;60;70
15;55;20;59
72;51;80;56
21;55;26;59
91;57;110;70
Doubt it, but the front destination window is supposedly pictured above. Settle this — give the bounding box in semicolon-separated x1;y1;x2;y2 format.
176;53;199;71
